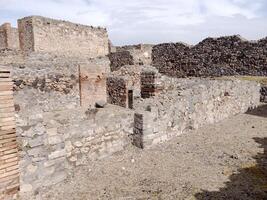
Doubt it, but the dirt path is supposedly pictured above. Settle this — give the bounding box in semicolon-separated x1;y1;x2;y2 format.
36;105;267;200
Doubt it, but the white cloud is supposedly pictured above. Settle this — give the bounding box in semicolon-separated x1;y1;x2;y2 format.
0;0;266;45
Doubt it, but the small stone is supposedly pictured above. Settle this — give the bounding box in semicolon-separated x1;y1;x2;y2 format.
95;100;107;108
27;164;38;173
20;184;33;193
69;156;77;162
74;141;83;147
131;159;135;163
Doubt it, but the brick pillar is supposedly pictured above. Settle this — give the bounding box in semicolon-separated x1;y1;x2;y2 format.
141;70;156;98
0;66;19;199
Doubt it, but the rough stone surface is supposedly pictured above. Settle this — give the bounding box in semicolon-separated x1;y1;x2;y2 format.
18;16;109;58
0;23;19;50
108;51;134;71
152;35;267;77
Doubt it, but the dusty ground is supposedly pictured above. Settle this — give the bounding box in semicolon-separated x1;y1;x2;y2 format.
33;105;267;200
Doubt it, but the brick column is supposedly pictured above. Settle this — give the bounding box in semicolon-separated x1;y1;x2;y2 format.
0;66;19;199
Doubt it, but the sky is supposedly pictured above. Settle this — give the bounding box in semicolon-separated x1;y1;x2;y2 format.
0;0;266;45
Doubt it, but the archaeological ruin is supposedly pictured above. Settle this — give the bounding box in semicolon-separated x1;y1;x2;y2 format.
0;15;266;199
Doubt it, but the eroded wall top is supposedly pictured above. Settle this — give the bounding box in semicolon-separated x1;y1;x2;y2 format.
18;16;109;58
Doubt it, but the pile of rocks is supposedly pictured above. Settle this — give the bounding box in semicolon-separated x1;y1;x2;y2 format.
152;35;267;77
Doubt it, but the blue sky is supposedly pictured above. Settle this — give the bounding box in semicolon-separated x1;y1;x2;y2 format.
0;0;266;45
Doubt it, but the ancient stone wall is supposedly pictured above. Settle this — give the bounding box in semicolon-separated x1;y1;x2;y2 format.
18;16;109;57
108;51;134;71
79;57;110;107
16;105;133;194
0;23;19;50
107;76;128;108
0;66;19;199
133;78;261;148
116;44;153;65
152;35;267;77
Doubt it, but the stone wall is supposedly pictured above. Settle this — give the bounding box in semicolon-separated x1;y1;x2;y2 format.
152;35;267;77
108;51;134;71
79;57;110;107
260;87;267;102
18;16;109;58
7;56;133;194
133;78;261;148
116;44;153;65
0;23;19;50
106;76;128;108
17;105;133;194
0;66;19;199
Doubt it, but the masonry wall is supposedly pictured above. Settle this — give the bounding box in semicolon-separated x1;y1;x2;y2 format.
8;57;133;194
152;35;267;77
133;79;261;148
0;23;19;50
108;51;134;71
18;16;109;57
107;76;128;108
116;44;153;65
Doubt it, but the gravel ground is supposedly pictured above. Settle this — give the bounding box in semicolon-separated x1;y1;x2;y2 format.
30;104;267;200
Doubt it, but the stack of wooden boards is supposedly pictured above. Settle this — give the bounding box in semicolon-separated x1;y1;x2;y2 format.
0;66;19;198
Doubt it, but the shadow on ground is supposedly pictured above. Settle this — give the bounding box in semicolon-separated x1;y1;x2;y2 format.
246;104;267;118
194;137;267;200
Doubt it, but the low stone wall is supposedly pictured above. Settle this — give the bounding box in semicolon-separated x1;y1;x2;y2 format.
17;105;133;194
133;78;261;148
152;35;267;77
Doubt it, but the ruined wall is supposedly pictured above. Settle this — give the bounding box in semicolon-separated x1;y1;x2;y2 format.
0;66;19;199
0;23;19;50
8;57;133;194
152;35;267;77
16;105;133;194
108;51;134;71
107;76;128;108
117;44;153;65
133;79;261;148
79;57;110;107
18;16;109;57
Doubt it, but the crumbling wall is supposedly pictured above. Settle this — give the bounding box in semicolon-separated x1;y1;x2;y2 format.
117;44;153;65
79;57;110;107
107;76;128;107
16;105;133;194
0;23;19;50
108;51;134;71
18;16;109;57
152;35;267;77
133;79;261;148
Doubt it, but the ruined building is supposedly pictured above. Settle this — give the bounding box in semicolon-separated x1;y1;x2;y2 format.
0;16;266;199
